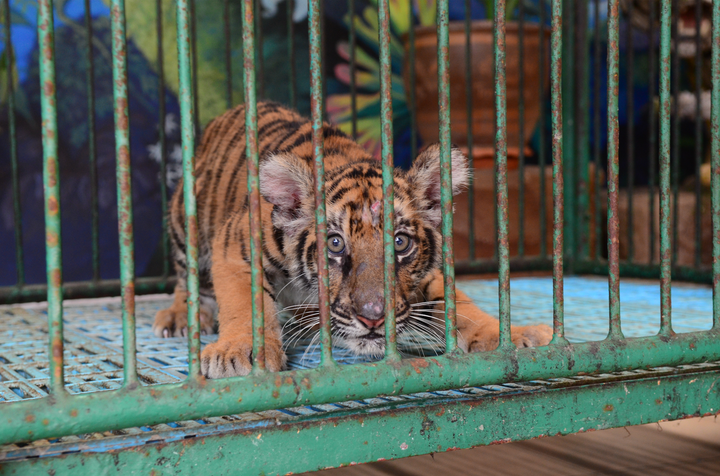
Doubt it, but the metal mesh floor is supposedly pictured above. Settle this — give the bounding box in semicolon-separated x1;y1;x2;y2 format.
0;276;717;459
0;276;714;402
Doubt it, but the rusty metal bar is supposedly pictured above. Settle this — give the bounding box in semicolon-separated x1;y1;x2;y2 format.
494;0;512;349
550;0;566;344
190;0;199;131
110;0;138;386
177;0;201;377
240;0;266;371
378;0;398;360
606;0;623;339
309;0;333;366
4;0;23;288
5;329;720;446
438;0;458;352
38;0;65;395
658;0;672;336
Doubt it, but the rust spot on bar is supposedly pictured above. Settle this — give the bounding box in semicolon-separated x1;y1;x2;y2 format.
70;409;78;417
25;414;35;423
603;404;614;412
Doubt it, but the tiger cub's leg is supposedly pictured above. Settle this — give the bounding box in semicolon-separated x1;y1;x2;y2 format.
423;270;553;351
200;217;286;378
153;275;216;337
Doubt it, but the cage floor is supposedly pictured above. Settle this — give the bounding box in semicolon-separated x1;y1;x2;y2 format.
0;276;717;459
0;276;713;402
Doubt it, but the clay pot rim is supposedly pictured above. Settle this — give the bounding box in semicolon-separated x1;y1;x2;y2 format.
411;19;549;37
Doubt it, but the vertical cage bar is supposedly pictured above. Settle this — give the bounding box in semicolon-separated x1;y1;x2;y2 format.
672;0;680;266
648;1;657;263
626;1;635;263
110;0;138;385
464;0;475;260
593;0;601;261
190;0;199;131
4;0;23;287
177;0;201;377
539;0;548;258
309;0;333;365
378;0;398;360
38;0;65;394
84;0;99;282
242;0;265;370
517;1;525;257
349;0;357;139
658;0;672;336
157;0;169;278
255;0;264;98
408;1;417;159
224;0;233;108
550;0;566;344
606;0;623;339
494;0;512;349
438;0;458;352
711;0;720;329
287;0;296;109
694;0;703;267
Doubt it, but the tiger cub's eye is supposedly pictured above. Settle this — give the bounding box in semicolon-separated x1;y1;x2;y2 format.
328;235;345;254
394;234;412;253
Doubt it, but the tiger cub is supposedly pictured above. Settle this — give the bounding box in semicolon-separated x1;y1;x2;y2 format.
153;101;552;378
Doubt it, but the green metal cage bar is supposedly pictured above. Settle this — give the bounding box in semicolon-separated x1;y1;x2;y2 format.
2;329;720;446
378;0;398;359
241;0;267;372
438;0;458;352
37;0;65;396
658;0;672;336
550;0;566;344
308;0;333;366
110;0;139;387
606;0;623;340
177;0;201;377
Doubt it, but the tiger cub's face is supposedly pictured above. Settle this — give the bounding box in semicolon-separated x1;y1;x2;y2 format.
260;144;469;356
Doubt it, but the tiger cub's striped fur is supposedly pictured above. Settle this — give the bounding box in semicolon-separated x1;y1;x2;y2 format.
154;101;552;378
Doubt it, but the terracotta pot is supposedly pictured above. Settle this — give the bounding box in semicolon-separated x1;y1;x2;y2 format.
404;21;550;165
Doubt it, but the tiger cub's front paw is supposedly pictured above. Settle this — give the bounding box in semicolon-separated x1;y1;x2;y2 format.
201;337;286;378
153;304;215;338
466;324;553;352
511;324;553;348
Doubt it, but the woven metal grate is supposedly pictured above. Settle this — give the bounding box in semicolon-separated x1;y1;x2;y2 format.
0;277;714;402
0;276;716;460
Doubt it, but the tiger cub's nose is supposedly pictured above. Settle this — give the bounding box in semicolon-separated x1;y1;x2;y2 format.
355;301;385;329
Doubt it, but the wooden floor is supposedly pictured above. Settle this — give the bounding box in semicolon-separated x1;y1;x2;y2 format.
305;417;720;475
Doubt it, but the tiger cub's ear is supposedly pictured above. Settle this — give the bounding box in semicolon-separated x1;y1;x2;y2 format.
406;143;470;226
260;153;314;234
